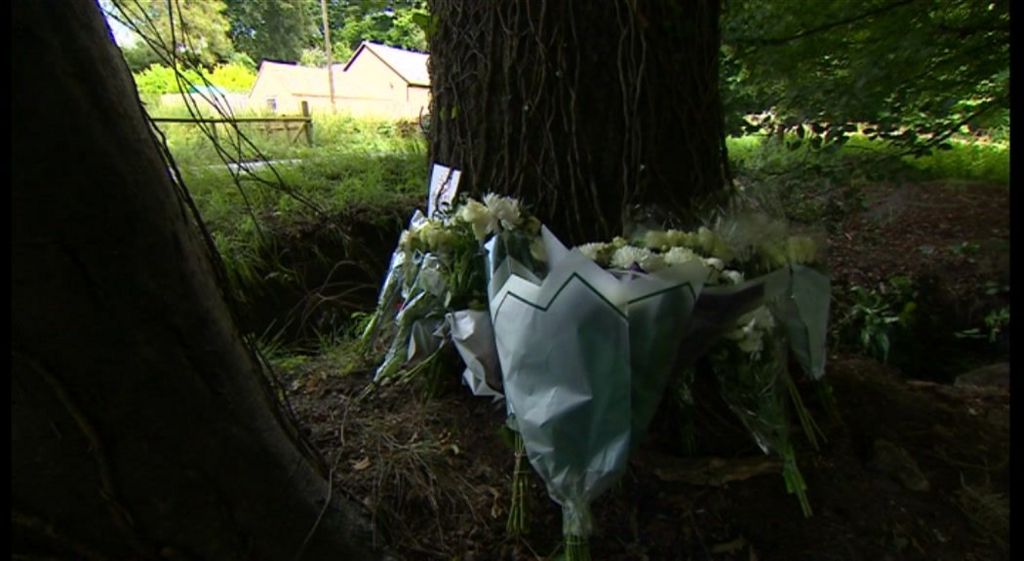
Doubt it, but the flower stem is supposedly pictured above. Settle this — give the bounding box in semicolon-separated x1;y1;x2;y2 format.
815;379;844;426
565;534;591;561
783;370;825;450
506;431;529;537
782;445;813;517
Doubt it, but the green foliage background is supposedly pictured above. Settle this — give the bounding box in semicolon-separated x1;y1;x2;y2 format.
721;0;1009;154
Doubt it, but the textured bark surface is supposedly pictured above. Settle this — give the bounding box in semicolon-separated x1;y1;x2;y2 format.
11;2;381;559
428;0;729;245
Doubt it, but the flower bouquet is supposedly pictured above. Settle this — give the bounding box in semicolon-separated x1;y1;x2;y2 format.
363;193;542;394
710;306;814;515
570;218;832;517
630;216;831;518
486;227;709;559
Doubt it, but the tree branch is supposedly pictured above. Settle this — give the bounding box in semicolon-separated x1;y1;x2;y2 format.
733;0;921;48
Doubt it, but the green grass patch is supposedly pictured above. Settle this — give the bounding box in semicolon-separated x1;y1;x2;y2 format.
726;133;1009;185
155;111;428;310
900;140;1009;185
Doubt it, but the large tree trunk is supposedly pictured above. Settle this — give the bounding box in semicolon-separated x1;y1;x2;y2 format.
11;2;381;559
428;0;729;244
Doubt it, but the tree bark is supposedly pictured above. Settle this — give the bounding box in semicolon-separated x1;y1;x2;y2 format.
12;1;381;559
428;0;729;245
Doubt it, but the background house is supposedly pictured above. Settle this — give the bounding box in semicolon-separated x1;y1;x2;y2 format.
247;42;430;119
248;61;335;115
334;42;430;119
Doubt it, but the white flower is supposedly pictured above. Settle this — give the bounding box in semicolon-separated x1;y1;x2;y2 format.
483;193;522;230
721;270;744;285
398;228;417;251
665;229;692;248
697;226;716;251
457;199;495;241
702;257;725;271
577;242;607;262
664;246;698;266
418;220;446;251
611;245;660;271
644;230;670;250
734;333;762;354
725;306;775;356
640;252;666;272
530;237;547;262
743;306;776;332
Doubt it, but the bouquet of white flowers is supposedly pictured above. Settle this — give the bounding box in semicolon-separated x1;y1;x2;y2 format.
570;218;832;518
363;194;541;392
486;227;709;560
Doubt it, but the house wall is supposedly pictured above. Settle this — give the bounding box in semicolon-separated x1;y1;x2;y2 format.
339;51;404;100
248;65;332;115
333;52;431;119
245;53;432;119
159;92;250;112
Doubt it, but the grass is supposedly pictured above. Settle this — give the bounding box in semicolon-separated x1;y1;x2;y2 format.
724;132;1008;228
153;109;428;302
726;133;1009;185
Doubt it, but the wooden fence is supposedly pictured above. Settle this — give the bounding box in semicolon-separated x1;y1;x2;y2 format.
151;101;315;146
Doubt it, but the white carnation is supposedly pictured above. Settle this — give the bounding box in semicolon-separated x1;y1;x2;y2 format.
702;257;725;271
577;242;607;262
725;306;776;356
644;230;670;250
611;245;658;271
697;226;716;251
483;193;522;230
721;270;744;285
663;246;698;266
665;229;691;248
640;252;666;272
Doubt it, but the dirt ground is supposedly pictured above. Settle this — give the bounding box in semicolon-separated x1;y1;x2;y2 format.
278;180;1010;560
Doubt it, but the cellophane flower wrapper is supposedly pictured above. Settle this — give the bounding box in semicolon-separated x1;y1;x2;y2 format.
365;192;548;396
362;210;428;351
677;264;830;378
710;318;813;516
446;309;503;399
486;226;707;539
364;202;500;386
767;264;831;381
372;252;449;382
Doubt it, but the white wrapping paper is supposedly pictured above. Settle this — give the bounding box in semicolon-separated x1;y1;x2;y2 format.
487;227;707;536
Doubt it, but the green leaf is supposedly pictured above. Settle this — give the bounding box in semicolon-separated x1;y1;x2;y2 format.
411;12;433;38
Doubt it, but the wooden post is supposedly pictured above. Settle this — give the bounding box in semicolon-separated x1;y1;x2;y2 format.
302;101;314;146
321;0;336;113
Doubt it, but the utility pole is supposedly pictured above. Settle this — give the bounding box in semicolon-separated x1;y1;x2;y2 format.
321;0;336;113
